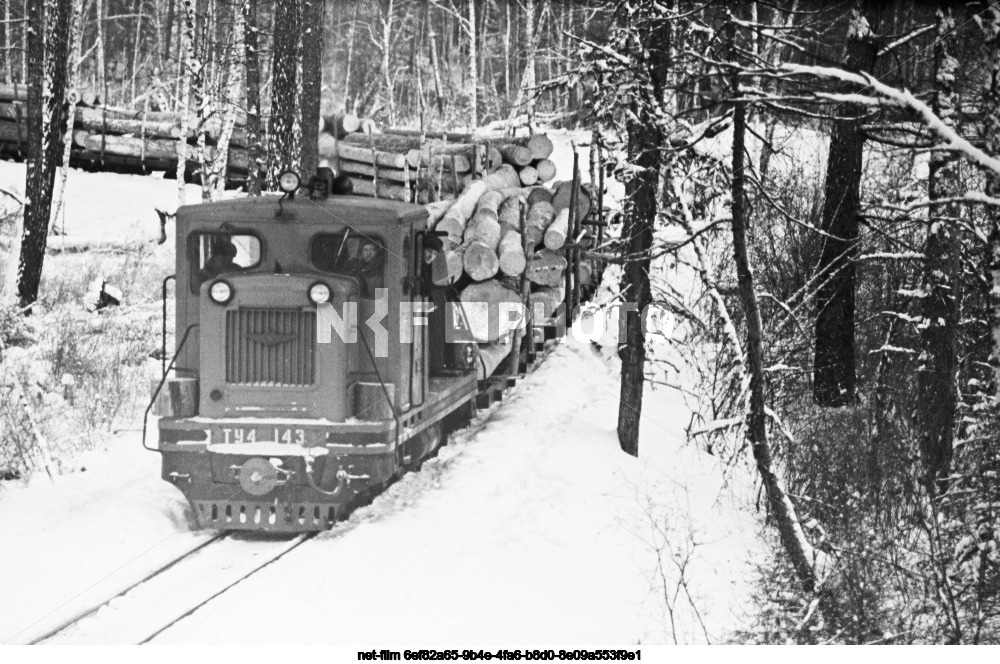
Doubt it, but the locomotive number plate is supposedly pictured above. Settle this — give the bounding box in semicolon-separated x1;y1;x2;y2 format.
220;427;307;445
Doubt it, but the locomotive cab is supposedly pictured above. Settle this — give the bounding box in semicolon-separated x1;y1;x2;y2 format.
152;176;478;531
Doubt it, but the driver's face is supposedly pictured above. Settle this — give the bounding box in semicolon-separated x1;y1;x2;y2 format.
361;245;377;261
423;248;438;264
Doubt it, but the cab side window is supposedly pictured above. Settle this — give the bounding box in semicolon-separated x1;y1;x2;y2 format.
312;232;385;295
188;232;261;294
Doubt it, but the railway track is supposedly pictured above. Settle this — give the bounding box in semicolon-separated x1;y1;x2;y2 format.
36;532;316;644
30;336;564;644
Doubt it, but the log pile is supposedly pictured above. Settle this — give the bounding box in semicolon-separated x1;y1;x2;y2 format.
0;84;267;186
423;171;593;380
318;122;558;205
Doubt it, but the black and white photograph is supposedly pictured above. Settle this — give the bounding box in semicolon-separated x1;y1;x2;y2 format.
0;0;998;650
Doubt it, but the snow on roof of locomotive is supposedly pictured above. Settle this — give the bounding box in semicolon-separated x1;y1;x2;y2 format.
177;193;427;226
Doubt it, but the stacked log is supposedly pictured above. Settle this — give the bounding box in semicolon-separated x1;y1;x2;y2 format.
0;90;286;186
422;170;593;383
322;124;559;204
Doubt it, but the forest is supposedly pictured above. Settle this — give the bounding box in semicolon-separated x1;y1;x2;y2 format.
2;0;1000;645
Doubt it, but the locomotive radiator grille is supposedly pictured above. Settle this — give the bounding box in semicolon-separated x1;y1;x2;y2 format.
226;308;317;386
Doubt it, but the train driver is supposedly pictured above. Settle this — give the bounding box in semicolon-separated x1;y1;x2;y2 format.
202;236;241;277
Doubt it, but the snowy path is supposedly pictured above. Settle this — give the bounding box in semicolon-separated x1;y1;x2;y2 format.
0;433;202;644
149;338;762;644
44;533;312;644
2;337;762;645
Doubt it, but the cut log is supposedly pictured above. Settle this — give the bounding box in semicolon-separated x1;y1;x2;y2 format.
460;279;524;342
498;229;526;276
527;187;552;207
434;248;466;285
323;113;362;138
553;180;592;220
473;190;503;224
544;207;570;250
525;200;555;247
518;165;538;186
578;258;594;287
526;250;568;288
463;191;504;281
336;142;408;169
482;164;521;190
463;242;500;281
436;180;488;248
404;148;472;173
151;377;198;417
343;131;425;153
499;144;532;167
498;192;526;230
526;133;554;160
83;133;180;160
534;158;556;182
75;107;184;139
425;200;455;226
346;176;410;201
477;335;514;380
416;172;472;193
531;285;565;320
339;158;416;183
318;132;338;161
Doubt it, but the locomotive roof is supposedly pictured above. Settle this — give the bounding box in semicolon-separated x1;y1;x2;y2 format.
177;194;427;226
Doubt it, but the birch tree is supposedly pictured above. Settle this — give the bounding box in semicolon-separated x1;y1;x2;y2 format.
268;0;301;184
17;0;72;310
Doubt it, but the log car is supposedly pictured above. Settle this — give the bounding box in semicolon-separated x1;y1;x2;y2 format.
150;170;482;532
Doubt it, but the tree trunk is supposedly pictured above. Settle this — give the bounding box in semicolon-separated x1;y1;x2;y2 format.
729;26;819;593
300;0;324;177
616;7;663;457
467;0;477;128
18;0;71;310
378;0;396;126
812;2;879;407
917;9;962;494
174;0;196;207
268;0;300;186
243;0;263;195
51;0;85;234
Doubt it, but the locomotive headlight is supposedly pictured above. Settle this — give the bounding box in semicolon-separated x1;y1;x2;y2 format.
209;280;233;304
308;282;331;304
278;170;301;194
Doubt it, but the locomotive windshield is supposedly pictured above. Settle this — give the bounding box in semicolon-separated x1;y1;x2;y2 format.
189;231;262;294
311;232;386;294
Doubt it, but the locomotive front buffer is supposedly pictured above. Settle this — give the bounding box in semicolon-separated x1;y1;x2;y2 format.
146;170;480;532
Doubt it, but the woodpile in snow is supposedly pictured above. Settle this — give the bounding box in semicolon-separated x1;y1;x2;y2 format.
0;84;252;186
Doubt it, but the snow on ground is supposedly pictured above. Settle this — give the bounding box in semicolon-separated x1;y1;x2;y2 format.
1;131;764;645
0;432;203;644
0;161;208;249
147;337;762;645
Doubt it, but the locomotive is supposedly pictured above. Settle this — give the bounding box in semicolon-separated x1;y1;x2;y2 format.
146;169;496;532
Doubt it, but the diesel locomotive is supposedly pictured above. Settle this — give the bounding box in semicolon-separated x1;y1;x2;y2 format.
146;170;499;532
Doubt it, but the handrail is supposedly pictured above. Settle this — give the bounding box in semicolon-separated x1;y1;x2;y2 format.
161;275;175;377
358;329;403;456
142;323;200;453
